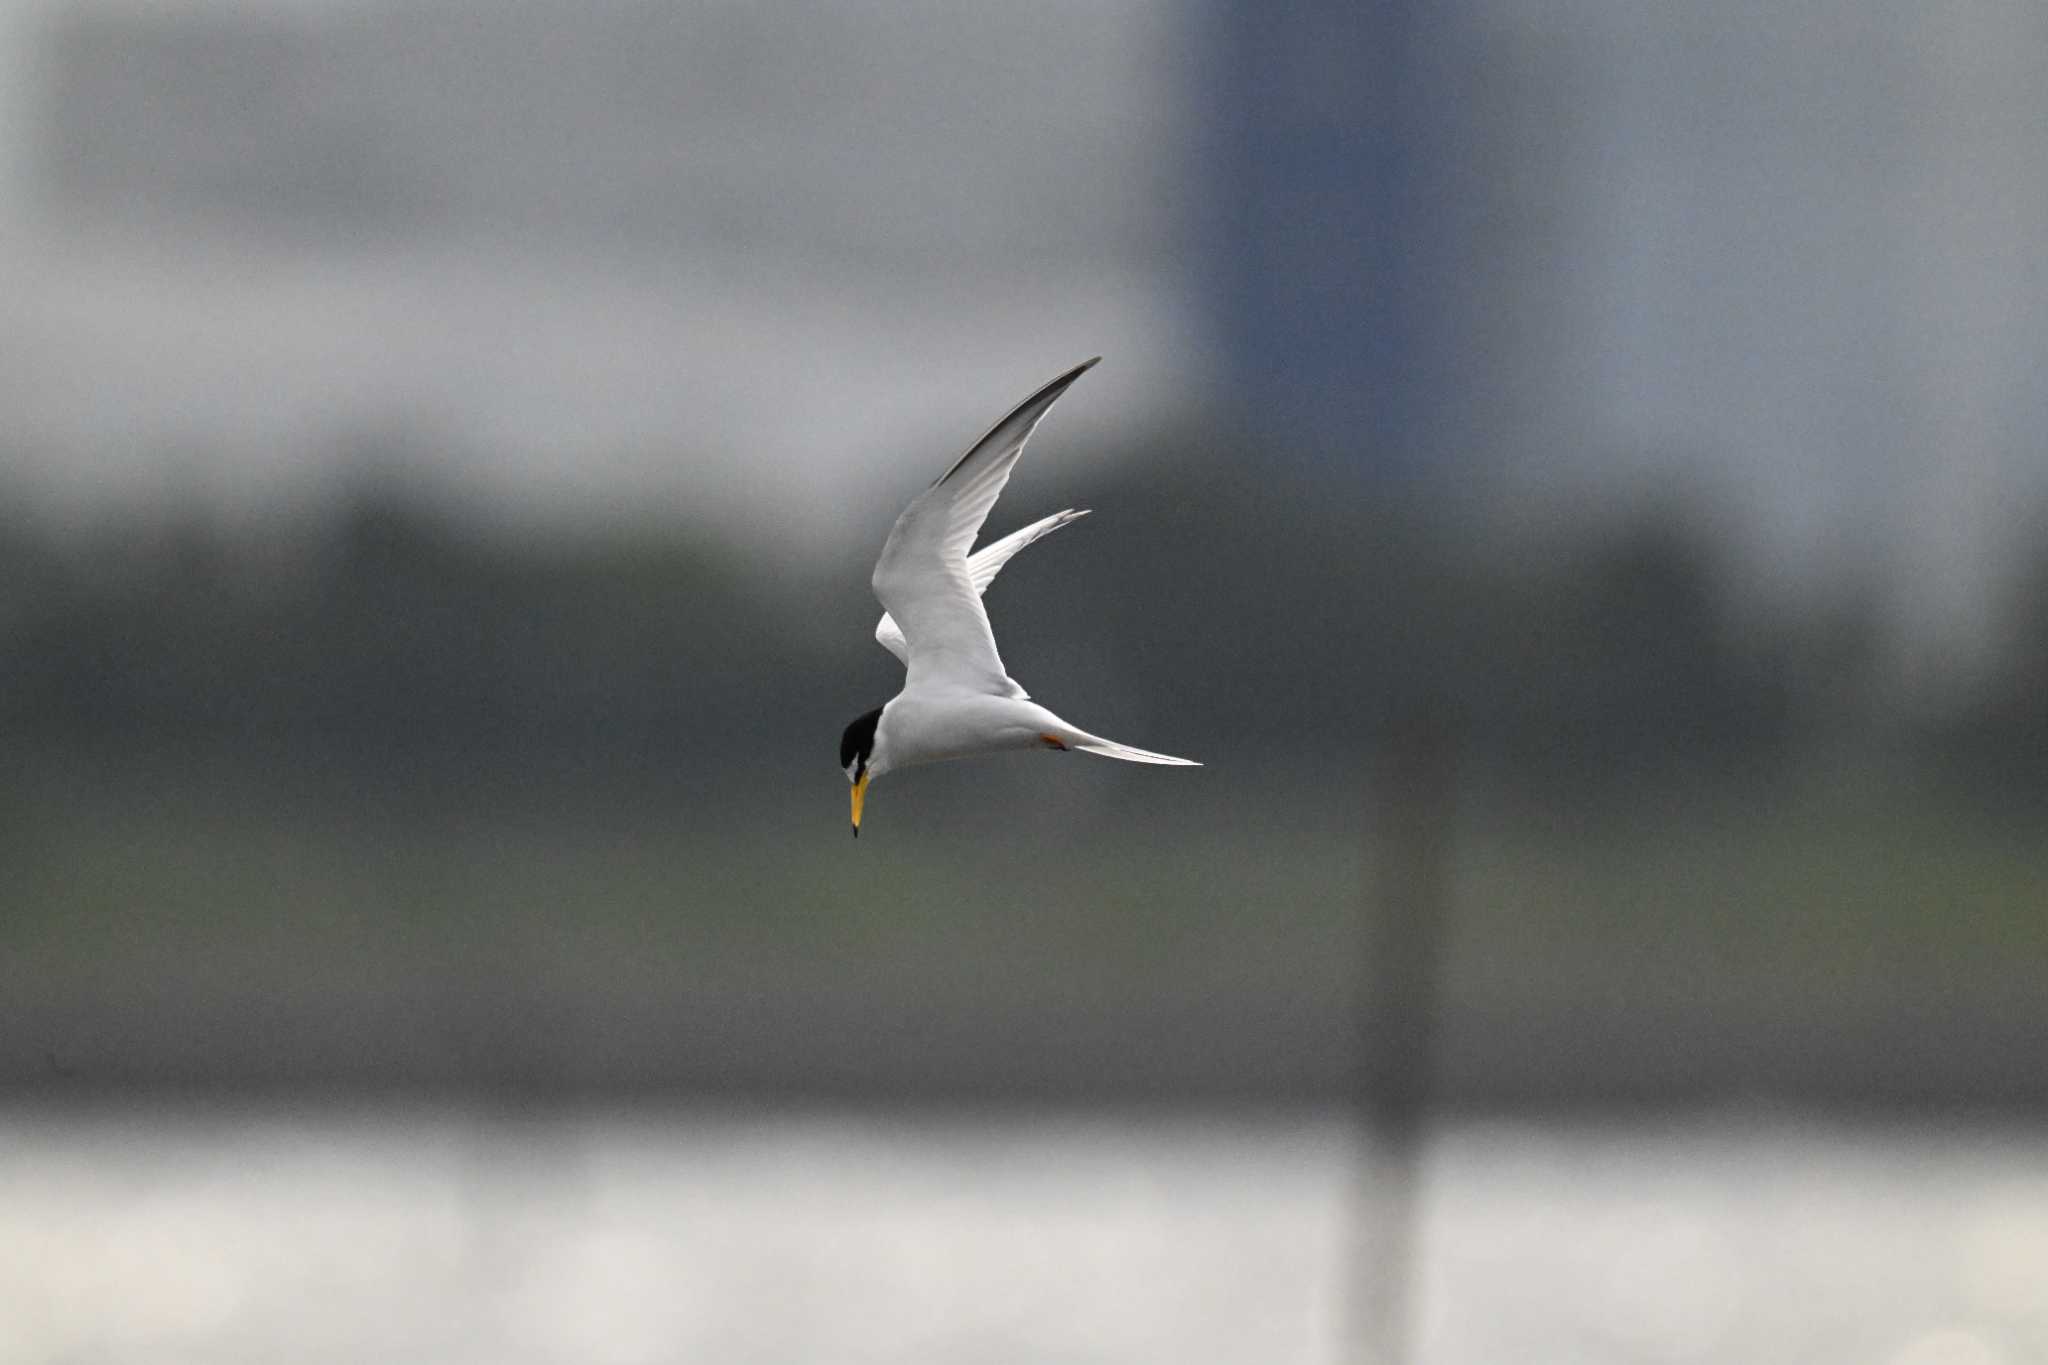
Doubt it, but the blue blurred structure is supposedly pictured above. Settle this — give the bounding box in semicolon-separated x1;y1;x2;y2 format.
1195;0;2048;699
1201;0;1436;475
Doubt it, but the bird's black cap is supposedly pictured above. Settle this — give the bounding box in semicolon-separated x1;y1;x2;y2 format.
840;705;883;776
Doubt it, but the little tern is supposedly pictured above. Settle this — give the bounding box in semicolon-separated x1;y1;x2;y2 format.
841;357;1198;835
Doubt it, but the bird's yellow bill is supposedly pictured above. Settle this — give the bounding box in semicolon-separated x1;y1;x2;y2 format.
849;771;869;837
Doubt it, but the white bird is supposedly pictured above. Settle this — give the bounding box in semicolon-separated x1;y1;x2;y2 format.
841;357;1198;835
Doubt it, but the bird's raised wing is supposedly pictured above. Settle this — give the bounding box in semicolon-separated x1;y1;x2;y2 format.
873;508;1090;664
871;358;1098;694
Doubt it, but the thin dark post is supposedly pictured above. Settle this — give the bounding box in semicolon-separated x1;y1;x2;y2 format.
1350;696;1456;1365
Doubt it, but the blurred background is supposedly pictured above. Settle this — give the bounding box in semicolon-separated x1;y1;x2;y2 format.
3;0;2046;1361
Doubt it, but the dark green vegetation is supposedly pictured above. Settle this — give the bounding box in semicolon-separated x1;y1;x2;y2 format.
2;442;2045;1106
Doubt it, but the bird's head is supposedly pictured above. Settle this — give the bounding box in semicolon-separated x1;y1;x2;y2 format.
839;704;885;837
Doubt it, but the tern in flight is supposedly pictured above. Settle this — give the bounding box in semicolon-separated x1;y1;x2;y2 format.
840;357;1198;835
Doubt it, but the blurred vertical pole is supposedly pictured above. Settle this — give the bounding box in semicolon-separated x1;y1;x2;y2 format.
1196;0;1448;1346
1352;697;1455;1365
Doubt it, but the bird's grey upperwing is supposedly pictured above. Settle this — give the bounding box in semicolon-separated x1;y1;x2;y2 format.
873;508;1091;664
870;358;1100;693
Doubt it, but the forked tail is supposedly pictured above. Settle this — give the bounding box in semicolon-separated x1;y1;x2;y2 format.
1068;734;1201;766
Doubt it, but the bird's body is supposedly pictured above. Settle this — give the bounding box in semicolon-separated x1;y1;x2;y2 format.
872;689;1073;771
842;357;1198;834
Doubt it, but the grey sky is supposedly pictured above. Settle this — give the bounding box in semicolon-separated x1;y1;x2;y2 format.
0;0;1195;547
1;0;2044;685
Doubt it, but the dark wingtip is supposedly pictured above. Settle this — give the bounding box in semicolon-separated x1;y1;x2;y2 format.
1058;356;1103;387
931;357;1106;489
1031;356;1102;407
851;823;859;839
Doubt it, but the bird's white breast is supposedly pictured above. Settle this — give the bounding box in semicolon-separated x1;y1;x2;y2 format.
875;690;1068;774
